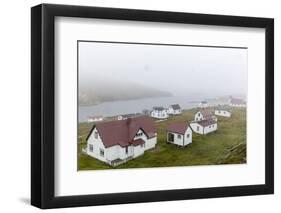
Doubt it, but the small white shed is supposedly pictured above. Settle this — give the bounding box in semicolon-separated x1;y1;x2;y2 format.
166;122;192;147
214;107;232;117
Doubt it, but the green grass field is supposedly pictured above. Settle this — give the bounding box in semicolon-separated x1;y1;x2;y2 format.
78;107;246;170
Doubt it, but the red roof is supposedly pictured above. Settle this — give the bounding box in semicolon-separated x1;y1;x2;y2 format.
200;109;213;118
197;109;214;120
86;116;156;148
197;119;217;127
166;122;189;134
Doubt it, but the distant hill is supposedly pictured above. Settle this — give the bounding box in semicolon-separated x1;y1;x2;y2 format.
79;77;172;106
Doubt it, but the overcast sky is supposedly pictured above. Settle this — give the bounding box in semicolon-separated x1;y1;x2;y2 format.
79;41;247;97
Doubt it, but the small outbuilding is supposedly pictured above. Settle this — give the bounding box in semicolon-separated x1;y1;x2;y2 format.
166;122;192;147
190;119;217;135
214;107;232;118
168;104;182;115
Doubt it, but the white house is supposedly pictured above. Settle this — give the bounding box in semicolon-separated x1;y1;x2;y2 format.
117;113;141;120
87;116;104;123
229;98;246;107
86;116;157;166
150;107;169;119
168;104;182;115
166;122;192;147
190;119;217;135
214;107;232;118
194;109;217;122
198;101;208;108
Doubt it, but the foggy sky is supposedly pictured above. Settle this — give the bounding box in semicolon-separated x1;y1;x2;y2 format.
79;41;247;98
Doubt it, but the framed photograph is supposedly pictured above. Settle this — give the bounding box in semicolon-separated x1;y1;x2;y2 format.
31;4;274;209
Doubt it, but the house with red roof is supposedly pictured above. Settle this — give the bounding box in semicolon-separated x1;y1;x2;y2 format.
190;119;217;135
191;109;218;134
194;109;217;122
166;122;192;147
85;116;157;166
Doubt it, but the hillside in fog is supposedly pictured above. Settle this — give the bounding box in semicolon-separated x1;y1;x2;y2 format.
79;77;172;106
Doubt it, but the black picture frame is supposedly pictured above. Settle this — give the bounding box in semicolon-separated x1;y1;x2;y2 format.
31;3;274;209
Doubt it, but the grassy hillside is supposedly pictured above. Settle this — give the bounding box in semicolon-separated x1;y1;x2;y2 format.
78;108;246;170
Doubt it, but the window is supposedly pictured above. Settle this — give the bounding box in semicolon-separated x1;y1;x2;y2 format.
94;131;98;139
100;148;104;157
177;134;181;139
141;144;144;148
197;126;199;131
187;134;190;138
89;144;93;152
125;147;128;154
136;132;143;137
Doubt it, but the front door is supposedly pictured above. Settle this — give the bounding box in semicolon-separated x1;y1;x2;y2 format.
168;133;174;142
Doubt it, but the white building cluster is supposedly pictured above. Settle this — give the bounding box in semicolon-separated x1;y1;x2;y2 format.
150;104;182;119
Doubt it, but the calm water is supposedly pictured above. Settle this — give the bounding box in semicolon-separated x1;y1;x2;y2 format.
78;95;212;122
